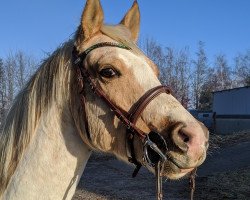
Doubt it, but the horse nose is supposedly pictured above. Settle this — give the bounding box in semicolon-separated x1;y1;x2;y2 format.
170;122;209;160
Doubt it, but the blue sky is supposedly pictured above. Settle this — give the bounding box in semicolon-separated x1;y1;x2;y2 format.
1;0;250;65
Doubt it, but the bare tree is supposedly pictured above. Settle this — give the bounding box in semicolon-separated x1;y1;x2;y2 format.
173;48;191;108
160;47;191;108
140;37;166;71
5;51;38;97
197;55;232;111
0;58;6;127
0;59;5;97
140;37;191;108
5;55;15;106
163;47;175;86
213;54;232;91
233;50;250;87
198;68;216;111
138;37;249;110
192;41;209;110
13;51;38;91
15;51;26;89
0;51;38;118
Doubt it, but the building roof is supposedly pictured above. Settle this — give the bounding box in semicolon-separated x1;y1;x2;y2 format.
212;86;250;94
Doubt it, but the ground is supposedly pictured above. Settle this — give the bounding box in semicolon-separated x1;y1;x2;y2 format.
73;132;250;200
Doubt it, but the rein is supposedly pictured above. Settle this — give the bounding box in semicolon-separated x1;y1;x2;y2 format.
72;42;196;200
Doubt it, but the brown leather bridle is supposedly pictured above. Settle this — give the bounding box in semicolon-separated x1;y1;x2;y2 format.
72;42;196;200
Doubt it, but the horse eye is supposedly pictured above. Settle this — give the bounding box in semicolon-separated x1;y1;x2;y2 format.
99;68;117;78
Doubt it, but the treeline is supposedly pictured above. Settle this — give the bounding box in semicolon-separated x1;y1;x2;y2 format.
0;51;37;127
140;39;250;110
0;40;250;127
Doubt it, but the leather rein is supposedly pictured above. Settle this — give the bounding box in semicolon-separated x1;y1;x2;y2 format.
72;42;196;200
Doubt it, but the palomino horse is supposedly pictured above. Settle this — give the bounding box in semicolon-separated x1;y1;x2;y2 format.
0;0;209;199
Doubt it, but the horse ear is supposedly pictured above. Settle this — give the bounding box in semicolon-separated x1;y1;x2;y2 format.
76;0;104;43
120;1;140;42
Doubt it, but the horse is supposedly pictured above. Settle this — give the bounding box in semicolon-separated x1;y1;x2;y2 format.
0;0;209;199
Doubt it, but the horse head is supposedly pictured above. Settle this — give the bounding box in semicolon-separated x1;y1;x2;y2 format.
72;0;209;181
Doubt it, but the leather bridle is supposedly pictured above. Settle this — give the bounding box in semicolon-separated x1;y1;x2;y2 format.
72;42;196;200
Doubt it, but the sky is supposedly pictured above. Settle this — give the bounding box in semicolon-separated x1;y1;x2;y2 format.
1;0;250;65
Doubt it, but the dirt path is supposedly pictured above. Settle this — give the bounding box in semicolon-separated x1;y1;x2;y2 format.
73;138;250;200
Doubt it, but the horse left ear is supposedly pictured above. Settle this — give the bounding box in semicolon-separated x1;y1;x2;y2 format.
120;1;140;42
75;0;104;45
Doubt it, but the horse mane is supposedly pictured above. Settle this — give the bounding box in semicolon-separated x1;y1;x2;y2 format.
0;41;74;196
0;24;137;196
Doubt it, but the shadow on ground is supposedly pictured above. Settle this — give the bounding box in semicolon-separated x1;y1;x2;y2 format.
73;135;250;200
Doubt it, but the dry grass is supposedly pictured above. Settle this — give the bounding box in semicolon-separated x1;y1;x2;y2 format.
209;131;250;149
197;131;250;200
195;167;250;200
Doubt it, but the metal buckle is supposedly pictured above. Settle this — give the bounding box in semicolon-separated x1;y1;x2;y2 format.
143;131;167;167
74;57;82;65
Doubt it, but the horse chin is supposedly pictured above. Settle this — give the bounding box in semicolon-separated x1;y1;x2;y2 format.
161;161;195;180
163;171;192;180
146;160;195;180
160;150;207;180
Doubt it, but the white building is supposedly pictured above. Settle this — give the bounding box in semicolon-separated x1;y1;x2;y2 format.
213;86;250;134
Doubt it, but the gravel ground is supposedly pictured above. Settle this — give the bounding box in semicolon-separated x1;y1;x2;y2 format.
73;133;250;200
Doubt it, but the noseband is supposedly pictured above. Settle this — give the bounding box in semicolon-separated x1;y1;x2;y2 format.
72;42;196;200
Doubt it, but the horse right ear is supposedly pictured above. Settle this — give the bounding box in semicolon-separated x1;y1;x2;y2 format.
120;1;140;42
75;0;104;45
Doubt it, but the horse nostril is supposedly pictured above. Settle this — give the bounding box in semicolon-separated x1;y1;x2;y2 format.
179;131;190;143
170;123;189;153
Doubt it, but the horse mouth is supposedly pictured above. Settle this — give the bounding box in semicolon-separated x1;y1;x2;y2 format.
164;147;207;175
168;158;194;173
159;156;196;178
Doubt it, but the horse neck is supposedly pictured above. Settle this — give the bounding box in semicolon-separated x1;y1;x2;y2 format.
2;104;92;200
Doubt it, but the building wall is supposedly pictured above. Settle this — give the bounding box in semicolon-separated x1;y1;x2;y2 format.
215;119;250;135
213;87;250;134
213;87;250;115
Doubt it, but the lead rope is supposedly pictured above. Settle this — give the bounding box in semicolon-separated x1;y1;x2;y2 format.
155;163;197;200
155;161;165;200
189;168;197;200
